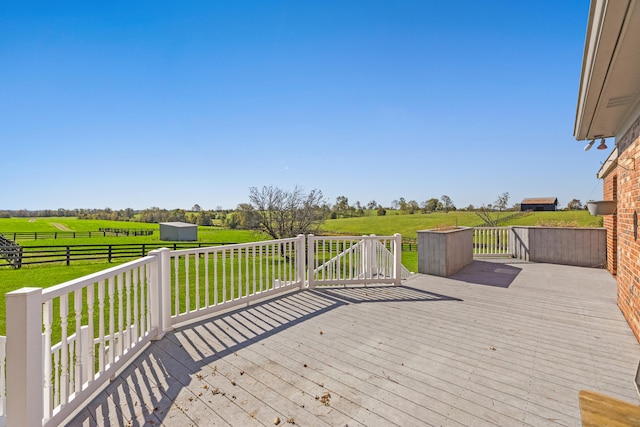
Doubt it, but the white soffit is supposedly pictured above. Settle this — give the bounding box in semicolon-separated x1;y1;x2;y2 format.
575;0;640;141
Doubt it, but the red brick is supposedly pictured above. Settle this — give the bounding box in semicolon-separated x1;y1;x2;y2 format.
603;120;640;343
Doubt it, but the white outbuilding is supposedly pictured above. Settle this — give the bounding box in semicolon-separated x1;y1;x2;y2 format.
159;222;198;241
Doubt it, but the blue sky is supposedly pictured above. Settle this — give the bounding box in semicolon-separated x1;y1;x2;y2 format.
1;0;607;211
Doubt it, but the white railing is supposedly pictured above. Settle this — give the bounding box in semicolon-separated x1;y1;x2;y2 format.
473;227;510;255
6;255;158;427
168;236;306;327
4;234;406;426
308;234;403;286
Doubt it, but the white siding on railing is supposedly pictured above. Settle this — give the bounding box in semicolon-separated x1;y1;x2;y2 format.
169;236;306;326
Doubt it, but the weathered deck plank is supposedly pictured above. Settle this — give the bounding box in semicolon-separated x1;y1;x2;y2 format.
68;260;640;426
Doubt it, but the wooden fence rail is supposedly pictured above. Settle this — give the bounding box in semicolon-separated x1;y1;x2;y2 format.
0;236;22;269
0;238;421;269
0;242;238;268
0;229;154;241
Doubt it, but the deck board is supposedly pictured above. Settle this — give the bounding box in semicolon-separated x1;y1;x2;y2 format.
67;260;640;426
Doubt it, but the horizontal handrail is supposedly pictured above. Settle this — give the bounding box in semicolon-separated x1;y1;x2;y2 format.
42;255;155;300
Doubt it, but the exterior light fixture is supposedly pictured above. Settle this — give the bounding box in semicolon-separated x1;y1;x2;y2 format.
597;137;608;150
584;139;595;151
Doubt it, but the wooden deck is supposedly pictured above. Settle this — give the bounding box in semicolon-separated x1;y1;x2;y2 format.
68;260;640;426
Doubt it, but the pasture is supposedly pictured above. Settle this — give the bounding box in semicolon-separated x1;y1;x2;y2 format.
0;211;602;334
320;210;601;239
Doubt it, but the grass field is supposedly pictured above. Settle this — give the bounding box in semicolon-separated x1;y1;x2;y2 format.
0;211;603;334
320;210;601;239
1;218;267;246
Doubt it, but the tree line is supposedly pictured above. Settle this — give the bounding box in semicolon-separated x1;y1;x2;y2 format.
1;192;589;232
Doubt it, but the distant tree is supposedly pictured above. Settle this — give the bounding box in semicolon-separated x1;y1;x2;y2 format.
440;195;455;213
192;204;202;212
495;192;510;212
391;199;400;210
234;203;261;229
377;206;387;216
334;195;350;218
168;209;187;222
512;203;521;211
197;211;212;226
566;199;583;210
225;213;239;229
397;197;408;213
367;200;378;211
422;198;440;213
407;200;419;214
465;204;475;211
476;192;510;226
249;185;327;239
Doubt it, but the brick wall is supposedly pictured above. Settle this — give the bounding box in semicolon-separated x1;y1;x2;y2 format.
603;172;617;274
612;117;640;341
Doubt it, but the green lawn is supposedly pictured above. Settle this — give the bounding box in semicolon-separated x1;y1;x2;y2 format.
321;211;480;239
321;210;600;239
0;211;602;334
505;210;602;227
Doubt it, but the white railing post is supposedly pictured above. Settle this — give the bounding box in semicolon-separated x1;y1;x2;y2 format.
367;235;378;278
158;248;172;333
149;249;171;340
361;235;370;279
296;235;306;288
307;234;315;288
6;287;44;427
393;234;402;285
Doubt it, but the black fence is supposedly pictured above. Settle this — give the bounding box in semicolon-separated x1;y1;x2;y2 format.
0;242;237;268
0;229;154;241
0;235;22;268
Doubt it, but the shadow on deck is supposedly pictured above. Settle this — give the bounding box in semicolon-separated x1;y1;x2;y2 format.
69;260;640;427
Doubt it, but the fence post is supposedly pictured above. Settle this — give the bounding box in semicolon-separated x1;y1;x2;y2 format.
159;248;172;334
307;234;315;288
296;235;306;289
66;246;71;266
6;287;44;427
17;246;23;269
393;233;402;285
149;248;171;339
